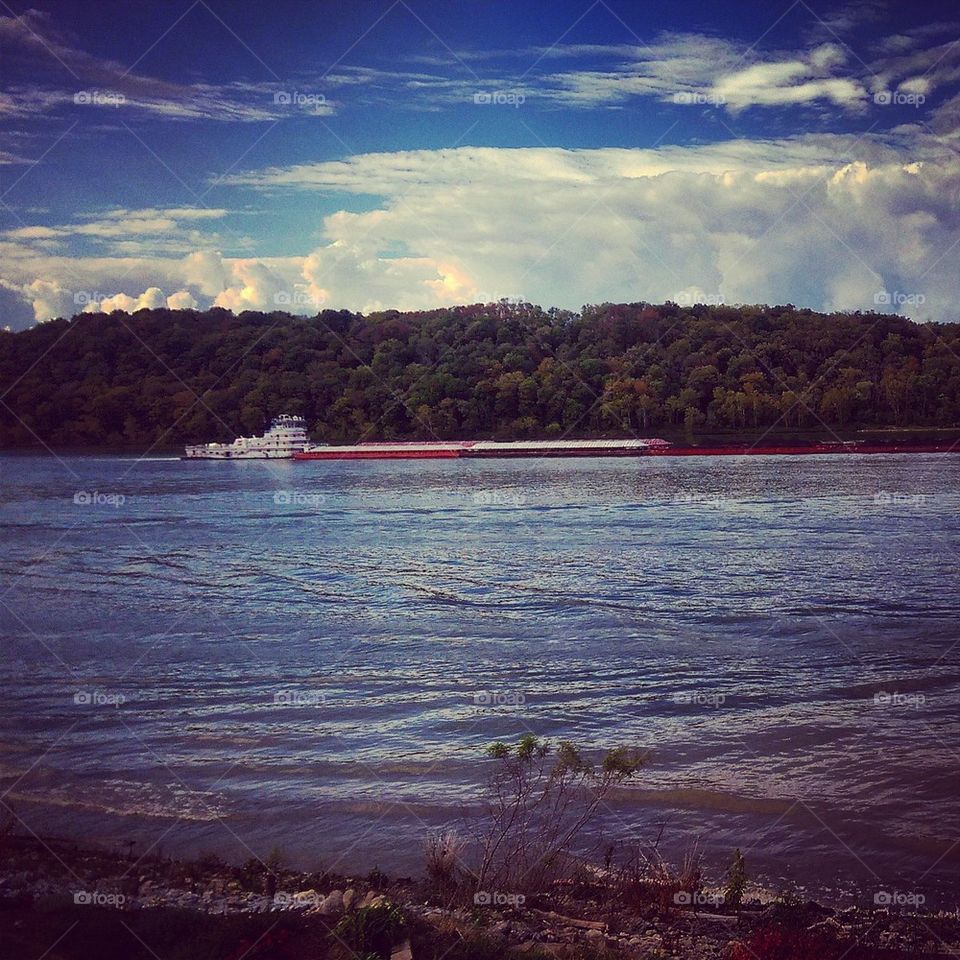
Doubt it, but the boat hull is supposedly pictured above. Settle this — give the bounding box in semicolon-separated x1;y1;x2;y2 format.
646;443;959;456
293;440;959;461
295;440;665;460
294;449;461;460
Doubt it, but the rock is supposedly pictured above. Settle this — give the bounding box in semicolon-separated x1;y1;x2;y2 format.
390;941;413;960
584;927;603;940
342;887;356;911
318;889;344;916
358;890;379;909
293;888;320;903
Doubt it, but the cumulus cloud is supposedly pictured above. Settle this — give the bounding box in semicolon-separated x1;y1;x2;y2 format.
165;289;198;310
3;136;960;325
22;278;75;323
81;287;166;313
225;140;960;321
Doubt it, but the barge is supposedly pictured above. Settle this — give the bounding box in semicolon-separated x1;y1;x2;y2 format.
185;425;958;461
294;438;959;460
294;439;672;460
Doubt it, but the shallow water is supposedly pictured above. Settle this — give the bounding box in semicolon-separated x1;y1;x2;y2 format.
1;452;958;906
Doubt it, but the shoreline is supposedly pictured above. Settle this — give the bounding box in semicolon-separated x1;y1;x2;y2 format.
2;439;960;460
2;833;957;959
3;426;960;459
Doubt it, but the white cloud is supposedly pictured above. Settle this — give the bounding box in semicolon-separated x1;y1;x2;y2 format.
82;287;167;313
711;55;866;111
19;278;75;323
4;207;237;257
492;33;871;112
212;260;291;312
224;140;960;321
3;137;960;325
165;289;198;310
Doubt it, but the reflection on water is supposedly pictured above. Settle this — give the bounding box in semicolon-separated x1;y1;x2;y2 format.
1;452;959;904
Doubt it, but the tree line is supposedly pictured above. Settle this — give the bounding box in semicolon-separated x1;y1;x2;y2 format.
1;300;958;449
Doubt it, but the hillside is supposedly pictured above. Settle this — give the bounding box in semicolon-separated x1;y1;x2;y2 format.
1;301;959;449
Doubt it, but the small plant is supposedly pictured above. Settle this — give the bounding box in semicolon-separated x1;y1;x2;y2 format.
186;851;226;882
265;846;286;873
332;902;406;958
617;836;702;915
470;736;646;898
425;829;463;894
724;848;747;910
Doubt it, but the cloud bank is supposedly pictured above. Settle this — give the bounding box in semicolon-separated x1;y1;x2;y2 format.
2;133;959;327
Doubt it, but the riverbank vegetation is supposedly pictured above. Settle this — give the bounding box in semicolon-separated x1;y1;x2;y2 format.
1;737;955;959
2;301;959;449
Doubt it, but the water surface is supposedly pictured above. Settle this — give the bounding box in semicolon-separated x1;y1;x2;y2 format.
1;452;958;905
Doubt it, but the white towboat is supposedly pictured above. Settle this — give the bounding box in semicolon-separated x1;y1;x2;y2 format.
183;415;308;459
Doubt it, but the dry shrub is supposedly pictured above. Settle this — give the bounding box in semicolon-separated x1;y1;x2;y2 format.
425;829;464;895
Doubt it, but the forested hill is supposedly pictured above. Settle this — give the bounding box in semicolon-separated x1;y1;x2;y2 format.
1;301;959;449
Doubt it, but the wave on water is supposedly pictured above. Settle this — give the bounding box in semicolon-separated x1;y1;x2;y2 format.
6;780;232;822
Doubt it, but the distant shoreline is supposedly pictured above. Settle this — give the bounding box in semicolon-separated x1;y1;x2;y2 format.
3;431;960;458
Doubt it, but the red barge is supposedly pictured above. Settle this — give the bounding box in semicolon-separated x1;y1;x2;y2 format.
293;439;958;461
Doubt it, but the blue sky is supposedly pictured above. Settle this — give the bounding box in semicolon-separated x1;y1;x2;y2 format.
1;0;959;327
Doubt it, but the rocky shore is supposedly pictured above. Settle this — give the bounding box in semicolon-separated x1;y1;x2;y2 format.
1;835;958;959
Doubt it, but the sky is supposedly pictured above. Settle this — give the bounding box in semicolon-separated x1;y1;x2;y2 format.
0;0;958;329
